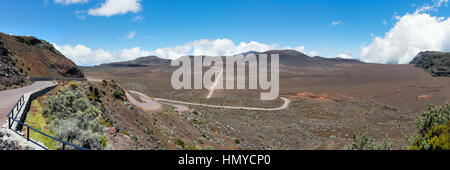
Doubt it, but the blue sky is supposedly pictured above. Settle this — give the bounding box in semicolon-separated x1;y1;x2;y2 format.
1;0;449;65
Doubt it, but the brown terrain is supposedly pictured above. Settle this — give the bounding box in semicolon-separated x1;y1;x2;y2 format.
81;50;450;150
0;32;84;90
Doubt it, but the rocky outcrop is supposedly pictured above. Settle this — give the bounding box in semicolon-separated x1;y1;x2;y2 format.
410;51;450;77
0;39;26;88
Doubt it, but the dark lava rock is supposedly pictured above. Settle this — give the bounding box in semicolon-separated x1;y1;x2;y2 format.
410;51;450;77
0;40;25;87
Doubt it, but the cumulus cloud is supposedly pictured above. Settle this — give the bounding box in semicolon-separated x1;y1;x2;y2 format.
359;1;450;64
55;0;88;4
53;44;115;66
88;0;142;17
53;39;310;66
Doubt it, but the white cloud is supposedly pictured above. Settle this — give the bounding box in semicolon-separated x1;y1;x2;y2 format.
283;46;306;52
88;0;142;17
53;44;115;66
55;0;88;4
337;51;354;59
53;39;310;66
359;12;450;64
125;30;136;39
416;0;448;13
308;51;319;56
331;21;342;26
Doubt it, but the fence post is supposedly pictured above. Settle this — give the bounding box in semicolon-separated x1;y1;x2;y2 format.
8;117;11;129
27;127;30;141
63;143;66;150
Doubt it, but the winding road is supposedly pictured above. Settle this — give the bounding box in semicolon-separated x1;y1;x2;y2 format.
88;77;291;112
0;81;56;123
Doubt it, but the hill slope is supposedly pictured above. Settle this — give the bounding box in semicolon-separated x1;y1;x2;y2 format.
100;56;171;67
410;51;450;77
97;49;362;68
0;32;84;88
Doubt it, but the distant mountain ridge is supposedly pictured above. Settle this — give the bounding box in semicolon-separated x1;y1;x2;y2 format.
100;56;171;67
410;51;450;77
97;49;363;68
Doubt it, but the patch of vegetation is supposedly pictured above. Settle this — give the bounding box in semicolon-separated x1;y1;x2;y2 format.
100;119;111;127
174;138;185;148
234;138;241;144
25;99;57;150
42;86;106;150
415;103;450;137
344;133;392;150
203;145;214;150
112;89;124;100
102;80;108;86
409;103;450;150
409;121;450;150
68;81;78;89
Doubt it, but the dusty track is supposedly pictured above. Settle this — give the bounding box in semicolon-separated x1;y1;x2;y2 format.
154;97;291;111
87;77;291;112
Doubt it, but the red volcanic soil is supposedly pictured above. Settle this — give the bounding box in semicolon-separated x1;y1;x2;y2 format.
279;63;450;113
81;56;450;150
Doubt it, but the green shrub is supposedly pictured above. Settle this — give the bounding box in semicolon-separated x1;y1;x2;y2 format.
68;82;78;89
203;145;214;150
415;103;450;137
344;133;392;150
44;88;106;150
234;138;241;144
184;143;198;150
102;80;108;86
409;120;450;150
174;138;185;148
101;136;108;147
112;89;124;100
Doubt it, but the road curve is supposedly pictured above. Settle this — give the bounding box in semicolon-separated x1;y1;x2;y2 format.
0;81;56;123
86;77;291;112
154;97;291;111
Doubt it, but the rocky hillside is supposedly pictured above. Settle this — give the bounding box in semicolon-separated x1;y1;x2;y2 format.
0;39;26;88
0;32;84;89
410;51;450;77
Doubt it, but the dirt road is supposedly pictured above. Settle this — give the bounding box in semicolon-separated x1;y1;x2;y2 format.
154;97;291;111
87;77;291;112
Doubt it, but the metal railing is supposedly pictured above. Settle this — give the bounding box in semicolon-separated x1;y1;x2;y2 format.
6;95;89;150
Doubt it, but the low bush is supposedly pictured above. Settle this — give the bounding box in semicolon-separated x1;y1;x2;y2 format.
68;82;78;89
415;103;450;137
409;121;450;150
409;103;450;150
112;89;124;100
344;133;392;150
43;87;106;150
